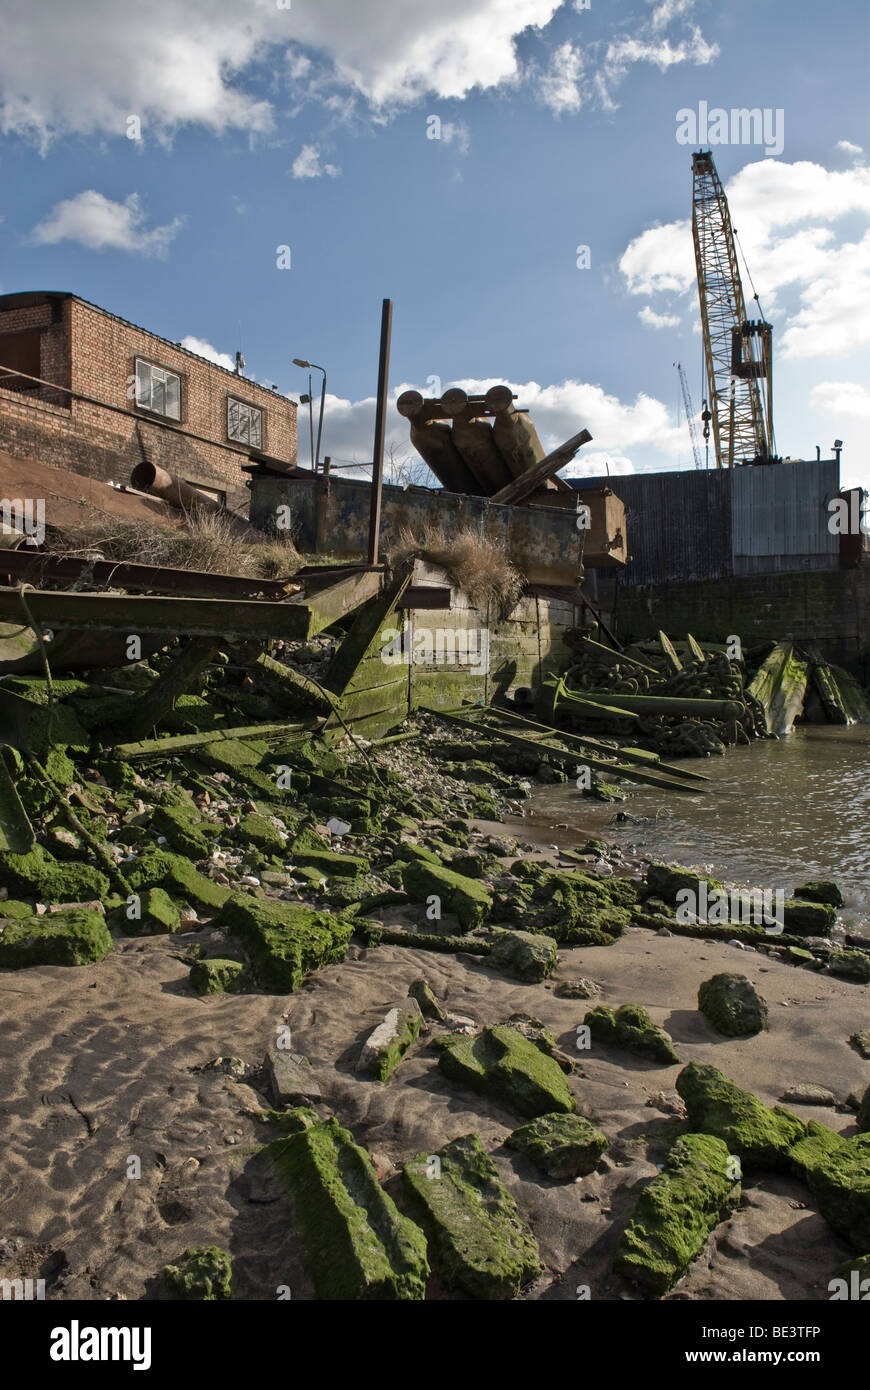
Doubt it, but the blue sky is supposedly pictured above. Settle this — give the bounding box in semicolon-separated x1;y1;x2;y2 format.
1;0;868;488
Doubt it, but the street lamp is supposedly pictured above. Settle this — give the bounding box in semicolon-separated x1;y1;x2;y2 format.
293;358;326;472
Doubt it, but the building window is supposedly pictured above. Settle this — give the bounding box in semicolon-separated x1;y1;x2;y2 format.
135;359;181;420
228;397;262;448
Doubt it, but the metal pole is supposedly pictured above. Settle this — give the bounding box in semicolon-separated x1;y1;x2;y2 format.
367;298;392;566
315;368;326;473
308;375;315;473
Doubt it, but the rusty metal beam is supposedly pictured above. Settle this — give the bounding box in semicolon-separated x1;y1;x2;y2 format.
490;428;592;506
0;548;295;599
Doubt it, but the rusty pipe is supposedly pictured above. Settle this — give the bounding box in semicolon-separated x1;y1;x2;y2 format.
129;462;223;515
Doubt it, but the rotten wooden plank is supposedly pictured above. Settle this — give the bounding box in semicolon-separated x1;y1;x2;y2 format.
489;428;592;506
109;718;321;762
122;637;218;742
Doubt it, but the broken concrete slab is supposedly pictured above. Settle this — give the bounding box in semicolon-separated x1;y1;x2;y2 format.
400;857;492;931
506;1113;607;1180
356;1001;422;1081
270;1108;429;1299
488;928;557;983
221;893;355;992
403;1132;541;1299
265;1046;322;1106
435;1024;575;1118
613;1133;741;1294
189;958;248;995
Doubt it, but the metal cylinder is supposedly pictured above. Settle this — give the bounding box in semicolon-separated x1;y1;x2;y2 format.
492;404;547;481
450;415;509;494
409;419;479;495
129;462;224;515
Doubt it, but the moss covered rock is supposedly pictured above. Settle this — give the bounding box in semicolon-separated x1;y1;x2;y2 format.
221;893;354;992
289;848;370;880
124;851;229;909
403;1133;540;1299
435;1024;575;1118
408;978;445;1022
235;813;287;854
793;880;844;908
189;957;248;995
0;909;112;968
117;886;180;936
152;801;214;860
828;949;870;982
0;847;109;905
506;1112;607;1180
645;862;724;905
789;1124;870;1251
585;1002;680;1064
164;1246;232;1300
698;973;768;1038
613;1133;741;1294
676;1062;806;1170
271;1110;429;1299
356;1002;422;1081
489;928;557;983
782;898;837;935
400;859;492;931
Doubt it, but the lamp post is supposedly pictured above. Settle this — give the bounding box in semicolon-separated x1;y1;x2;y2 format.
293;358;326;472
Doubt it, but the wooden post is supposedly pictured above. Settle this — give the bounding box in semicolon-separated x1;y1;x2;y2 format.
489;429;592;506
367;299;393;565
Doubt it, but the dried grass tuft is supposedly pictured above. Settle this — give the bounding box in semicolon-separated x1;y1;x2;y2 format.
390;522;523;614
45;510;301;579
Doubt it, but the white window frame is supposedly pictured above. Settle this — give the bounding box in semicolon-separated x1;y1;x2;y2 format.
228;397;262;449
135;359;181;420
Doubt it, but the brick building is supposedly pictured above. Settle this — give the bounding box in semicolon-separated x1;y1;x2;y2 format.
0;291;297;513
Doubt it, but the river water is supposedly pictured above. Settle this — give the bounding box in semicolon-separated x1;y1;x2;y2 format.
516;725;870;936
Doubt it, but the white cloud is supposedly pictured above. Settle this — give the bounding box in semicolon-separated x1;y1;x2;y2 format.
810;380;870;420
0;0;564;145
30;190;184;257
836;139;863;156
638;305;680;330
291;143;340;179
620;159;870;361
538;42;585;115
180;336;236;371
0;0;721;147
439;121;471;154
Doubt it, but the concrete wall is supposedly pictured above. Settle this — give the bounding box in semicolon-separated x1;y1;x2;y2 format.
248;471;584;588
600;563;870;669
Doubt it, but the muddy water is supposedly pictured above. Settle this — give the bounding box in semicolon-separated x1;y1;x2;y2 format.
513;725;870;935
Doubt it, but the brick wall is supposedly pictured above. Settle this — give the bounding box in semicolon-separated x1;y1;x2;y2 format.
0;294;297;515
605;565;870;669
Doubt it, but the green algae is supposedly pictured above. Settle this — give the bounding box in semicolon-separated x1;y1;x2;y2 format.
0;846;110;905
789;1124;870;1252
403;1132;540;1299
676;1062;807;1170
698;973;769;1038
271;1110;429;1299
613;1133;741;1294
506;1112;607;1180
0;908;113;968
435;1024;575;1118
164;1246;232;1300
488;928;557;982
221;893;354;991
123;850;229;910
584;1002;680;1064
189;957;248;995
400;858;492;931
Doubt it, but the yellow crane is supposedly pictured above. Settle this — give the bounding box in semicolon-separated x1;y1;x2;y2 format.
691;151;775;468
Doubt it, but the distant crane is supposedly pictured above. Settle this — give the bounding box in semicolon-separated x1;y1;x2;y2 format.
691;150;775;468
674;361;703;469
